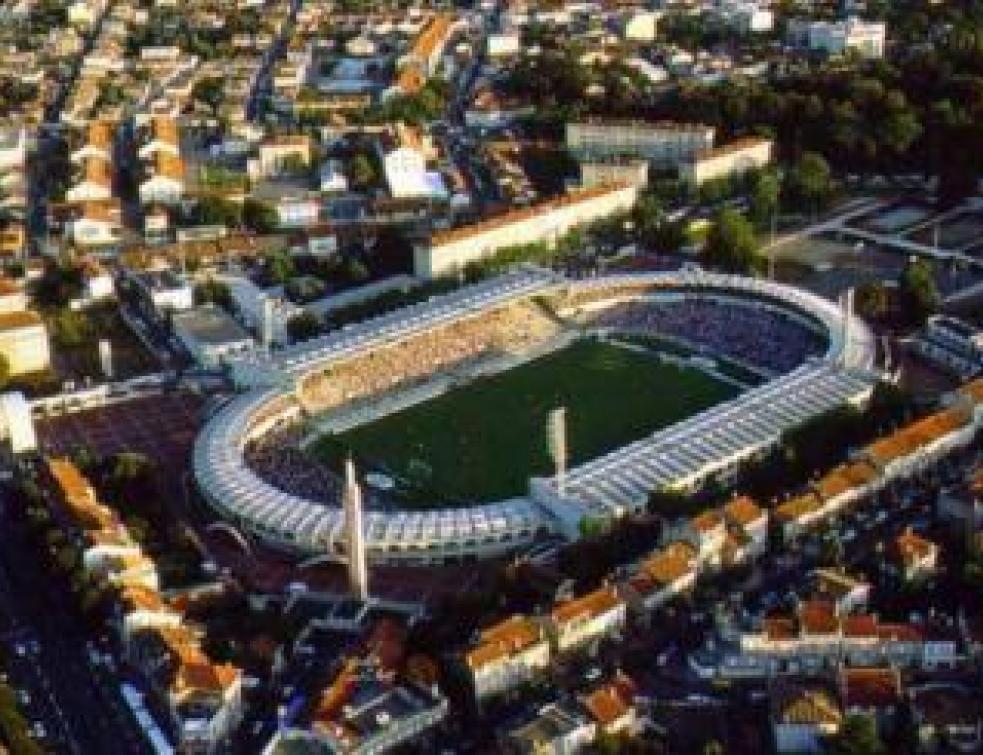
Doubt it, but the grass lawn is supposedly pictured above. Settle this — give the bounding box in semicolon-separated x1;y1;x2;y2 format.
314;339;738;505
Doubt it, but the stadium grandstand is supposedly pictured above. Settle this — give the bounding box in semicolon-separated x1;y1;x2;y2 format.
193;268;880;565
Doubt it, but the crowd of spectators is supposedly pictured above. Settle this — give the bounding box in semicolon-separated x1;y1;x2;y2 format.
584;297;826;374
297;303;560;412
244;426;340;504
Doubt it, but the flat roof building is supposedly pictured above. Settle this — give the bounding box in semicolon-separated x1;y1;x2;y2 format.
172;305;255;369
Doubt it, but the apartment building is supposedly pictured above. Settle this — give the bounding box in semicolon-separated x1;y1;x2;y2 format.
398;13;454;76
464;615;551;700
623;541;698;615
251;136;312;180
378;123;447;200
67;156;113;201
788;17;887;58
580;157;649;190
770;678;843;754
0;310;50;375
415;185;638;278
736;600;959;674
139;152;185;205
566;119;715;168
679;137;774;186
722;494;769;563
547;585;626;653
893;528;940;582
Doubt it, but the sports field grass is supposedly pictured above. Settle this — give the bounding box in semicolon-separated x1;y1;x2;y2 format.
313;339;739;505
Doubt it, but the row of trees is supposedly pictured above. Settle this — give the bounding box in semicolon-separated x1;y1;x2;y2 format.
855;257;941;326
182;196;279;234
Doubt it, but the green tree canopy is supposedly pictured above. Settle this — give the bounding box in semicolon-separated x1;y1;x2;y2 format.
826;714;886;755
242;198;278;234
701;208;758;273
899;257;939;324
749;170;781;230
786;152;833;213
286;312;322;342
264;250;295;285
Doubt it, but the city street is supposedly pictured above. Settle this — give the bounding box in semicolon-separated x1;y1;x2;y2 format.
0;490;152;755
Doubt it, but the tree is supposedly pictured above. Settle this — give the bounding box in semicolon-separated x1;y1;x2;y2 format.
52;309;91;348
370;228;413;275
194;196;241;228
286;312;321;342
854;281;891;321
194;278;234;311
242;198;278;234
787;152;832;214
702;208;758;273
826;714;886;755
265;250;295;285
192;77;224;114
899;257;939;324
349;153;377;191
344;257;369;284
749;170;780;230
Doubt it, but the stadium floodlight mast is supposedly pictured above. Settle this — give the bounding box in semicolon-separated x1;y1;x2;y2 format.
343;457;369;602
839;287;854;369
547;406;568;497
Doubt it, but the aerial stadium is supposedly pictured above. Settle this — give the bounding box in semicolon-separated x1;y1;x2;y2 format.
192;267;879;566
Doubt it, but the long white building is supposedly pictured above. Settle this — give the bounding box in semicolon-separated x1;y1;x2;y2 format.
413;185;639;278
566;120;715;167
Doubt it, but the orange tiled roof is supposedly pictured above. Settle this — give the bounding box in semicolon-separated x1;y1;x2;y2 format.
895;528;936;565
583;677;634;727
82;157;112;187
150;116;179;146
119;584;169;612
764;617;797;641
723;495;763;528
47;457;95;503
799;600;839;635
841;667;901;709
86;120;113;149
842;614;878;639
409;13;453;62
395;66;425;95
957;377;983;405
641;541;697;587
0;310;42;330
430;186;629;246
690;510;723;534
772;682;842;726
153;152;184;181
865;409;968;466
774;492;822;523
551;585;622;627
465;615;543;671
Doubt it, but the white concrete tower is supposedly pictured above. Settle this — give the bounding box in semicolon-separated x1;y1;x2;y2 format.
840;287;854;368
262;295;275;350
343;458;369;601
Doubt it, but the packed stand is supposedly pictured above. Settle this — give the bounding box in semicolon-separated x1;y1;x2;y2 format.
297;303;561;412
583;298;826;374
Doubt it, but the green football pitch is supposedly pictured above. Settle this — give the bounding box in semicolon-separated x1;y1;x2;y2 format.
313;339;739;505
